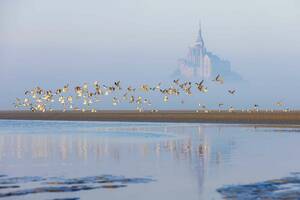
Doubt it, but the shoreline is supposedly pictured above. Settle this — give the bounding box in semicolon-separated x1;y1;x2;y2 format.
1;110;300;126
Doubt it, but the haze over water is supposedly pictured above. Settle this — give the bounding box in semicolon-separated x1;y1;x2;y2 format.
1;120;300;199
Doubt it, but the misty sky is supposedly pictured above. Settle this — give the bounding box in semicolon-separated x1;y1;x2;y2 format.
1;0;300;109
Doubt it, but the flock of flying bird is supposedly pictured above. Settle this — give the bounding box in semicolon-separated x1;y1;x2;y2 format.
14;74;285;113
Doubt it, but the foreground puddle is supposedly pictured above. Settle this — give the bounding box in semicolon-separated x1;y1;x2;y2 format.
217;173;300;200
0;174;154;198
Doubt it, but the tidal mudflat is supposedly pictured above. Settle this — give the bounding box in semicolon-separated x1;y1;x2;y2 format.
0;120;300;199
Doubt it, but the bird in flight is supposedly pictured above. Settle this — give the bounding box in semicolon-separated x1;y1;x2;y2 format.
213;74;224;84
14;75;242;113
228;90;236;95
195;80;208;93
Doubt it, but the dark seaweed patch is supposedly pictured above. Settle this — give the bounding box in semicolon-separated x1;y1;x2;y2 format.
0;174;154;198
0;176;45;184
0;185;19;189
101;184;127;189
44;175;154;185
0;185;98;198
49;198;80;200
217;174;300;200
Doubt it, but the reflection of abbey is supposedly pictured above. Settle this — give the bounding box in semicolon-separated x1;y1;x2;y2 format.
177;23;241;80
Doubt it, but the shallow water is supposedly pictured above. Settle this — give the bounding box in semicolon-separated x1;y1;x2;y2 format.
0;120;300;199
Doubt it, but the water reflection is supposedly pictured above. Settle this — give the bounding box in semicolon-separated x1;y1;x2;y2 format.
0;135;215;166
0;126;234;170
0;125;225;162
2;121;298;199
0;122;239;199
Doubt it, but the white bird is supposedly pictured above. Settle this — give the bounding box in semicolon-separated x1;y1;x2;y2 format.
195;80;208;93
163;96;168;102
276;101;284;107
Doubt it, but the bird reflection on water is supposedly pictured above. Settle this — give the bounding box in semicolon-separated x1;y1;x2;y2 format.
1;124;300;199
0;124;236;166
0;125;220;162
0;121;239;199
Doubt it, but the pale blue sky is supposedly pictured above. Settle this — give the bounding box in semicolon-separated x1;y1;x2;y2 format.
0;0;300;109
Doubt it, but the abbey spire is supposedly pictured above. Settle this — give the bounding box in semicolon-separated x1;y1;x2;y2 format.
177;21;211;79
196;21;204;47
176;21;241;81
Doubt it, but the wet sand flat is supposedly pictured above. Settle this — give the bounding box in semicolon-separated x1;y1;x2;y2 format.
1;110;300;125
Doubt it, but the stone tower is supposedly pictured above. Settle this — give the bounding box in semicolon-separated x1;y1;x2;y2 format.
179;22;211;79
